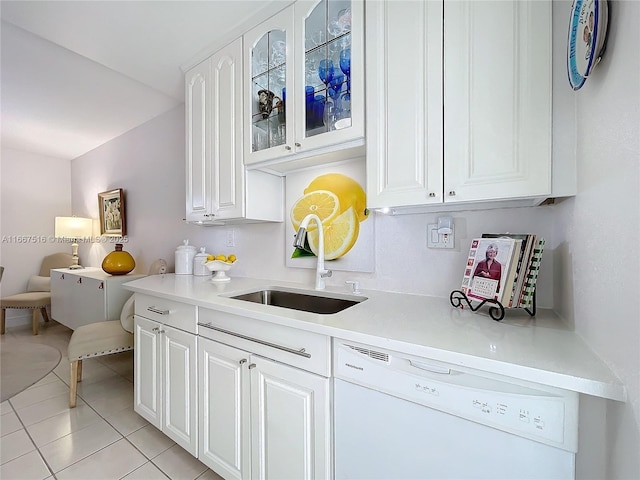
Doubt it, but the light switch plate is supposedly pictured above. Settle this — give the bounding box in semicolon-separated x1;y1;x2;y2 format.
427;224;454;249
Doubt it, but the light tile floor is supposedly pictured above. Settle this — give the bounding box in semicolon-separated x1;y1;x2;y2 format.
1;321;223;480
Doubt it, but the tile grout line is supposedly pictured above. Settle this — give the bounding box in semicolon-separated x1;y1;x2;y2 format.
5;358;137;478
49;359;176;479
4;326;207;480
6;398;56;479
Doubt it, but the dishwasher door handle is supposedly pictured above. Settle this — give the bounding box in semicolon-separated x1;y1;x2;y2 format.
409;360;451;375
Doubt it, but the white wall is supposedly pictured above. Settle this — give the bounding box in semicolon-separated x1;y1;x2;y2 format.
0;148;72;327
554;1;640;478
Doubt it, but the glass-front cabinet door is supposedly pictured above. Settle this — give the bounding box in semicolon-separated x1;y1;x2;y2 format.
244;9;295;165
244;0;363;167
294;0;363;150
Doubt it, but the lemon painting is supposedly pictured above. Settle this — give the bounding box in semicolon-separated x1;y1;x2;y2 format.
287;164;373;273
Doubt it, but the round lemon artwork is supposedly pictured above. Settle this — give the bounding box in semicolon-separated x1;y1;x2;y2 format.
290;173;368;260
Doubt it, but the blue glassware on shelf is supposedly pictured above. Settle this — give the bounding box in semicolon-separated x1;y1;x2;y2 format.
339;49;351;82
313;95;325;129
318;59;335;86
338;48;351;125
305;86;315;129
329;74;344;100
281;88;286;120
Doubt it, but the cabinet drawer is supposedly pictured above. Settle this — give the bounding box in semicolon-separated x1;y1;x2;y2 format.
135;293;197;334
198;308;330;377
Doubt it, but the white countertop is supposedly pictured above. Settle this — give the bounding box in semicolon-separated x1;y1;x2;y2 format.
123;274;625;402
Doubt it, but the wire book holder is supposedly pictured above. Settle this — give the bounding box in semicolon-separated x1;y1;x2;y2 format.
449;290;536;322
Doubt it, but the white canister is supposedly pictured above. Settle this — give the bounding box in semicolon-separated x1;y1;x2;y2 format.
193;247;210;276
175;240;197;275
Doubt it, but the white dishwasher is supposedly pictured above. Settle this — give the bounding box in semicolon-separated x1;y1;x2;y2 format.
333;340;579;479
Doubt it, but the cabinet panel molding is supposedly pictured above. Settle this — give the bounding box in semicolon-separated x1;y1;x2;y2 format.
367;0;561;213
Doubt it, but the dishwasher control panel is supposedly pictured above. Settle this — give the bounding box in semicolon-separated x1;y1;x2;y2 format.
333;340;579;452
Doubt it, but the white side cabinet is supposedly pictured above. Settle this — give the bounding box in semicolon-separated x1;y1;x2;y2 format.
50;268;143;330
367;0;559;210
133;294;198;456
185;37;283;225
198;309;331;480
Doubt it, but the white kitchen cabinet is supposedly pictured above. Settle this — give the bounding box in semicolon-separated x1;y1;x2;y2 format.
198;338;249;480
250;353;330;480
185;57;211;222
185;37;283;225
50;267;142;330
367;0;561;211
198;310;331;480
134;295;198;456
243;0;364;172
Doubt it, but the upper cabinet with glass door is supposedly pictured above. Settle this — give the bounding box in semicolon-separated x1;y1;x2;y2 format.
244;0;364;169
244;9;295;166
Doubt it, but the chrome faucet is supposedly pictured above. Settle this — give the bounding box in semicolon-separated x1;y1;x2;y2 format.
293;213;332;290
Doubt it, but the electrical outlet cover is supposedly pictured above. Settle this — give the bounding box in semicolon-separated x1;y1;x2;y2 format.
427;224;454;249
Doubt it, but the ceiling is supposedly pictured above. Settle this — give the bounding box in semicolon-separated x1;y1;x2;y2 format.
0;0;290;160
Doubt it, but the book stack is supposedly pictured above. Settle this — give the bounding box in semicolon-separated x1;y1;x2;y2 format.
461;234;544;308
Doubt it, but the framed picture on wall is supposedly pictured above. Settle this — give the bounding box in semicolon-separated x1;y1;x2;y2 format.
98;188;126;236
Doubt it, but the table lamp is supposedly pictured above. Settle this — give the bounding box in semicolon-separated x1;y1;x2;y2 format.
54;216;93;269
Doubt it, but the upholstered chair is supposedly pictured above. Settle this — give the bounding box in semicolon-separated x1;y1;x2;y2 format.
68;294;135;408
0;252;73;335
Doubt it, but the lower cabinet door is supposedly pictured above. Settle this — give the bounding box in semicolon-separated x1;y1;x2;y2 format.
162;324;198;456
134;316;162;428
250;356;331;480
134;317;198;457
198;338;251;480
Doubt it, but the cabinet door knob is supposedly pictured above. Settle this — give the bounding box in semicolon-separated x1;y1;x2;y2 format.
248;363;257;369
295;142;301;148
152;327;159;332
77;278;82;284
158;330;165;334
99;282;104;290
428;192;436;197
448;191;456;196
284;145;292;151
239;359;248;365
60;274;65;280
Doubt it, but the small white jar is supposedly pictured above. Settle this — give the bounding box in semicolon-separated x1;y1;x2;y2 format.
175;240;197;275
193;247;210;276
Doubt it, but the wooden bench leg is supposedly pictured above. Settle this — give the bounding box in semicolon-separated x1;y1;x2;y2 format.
70;359;82;408
41;307;50;323
1;308;5;335
32;309;39;335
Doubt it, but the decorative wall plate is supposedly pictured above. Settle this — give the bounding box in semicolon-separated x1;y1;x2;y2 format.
567;0;609;90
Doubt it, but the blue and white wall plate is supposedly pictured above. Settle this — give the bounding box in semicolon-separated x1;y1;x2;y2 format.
567;0;609;90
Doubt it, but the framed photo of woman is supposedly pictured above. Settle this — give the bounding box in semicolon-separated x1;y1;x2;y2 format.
98;188;126;236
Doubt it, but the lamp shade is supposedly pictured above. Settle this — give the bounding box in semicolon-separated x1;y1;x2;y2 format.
54;217;93;239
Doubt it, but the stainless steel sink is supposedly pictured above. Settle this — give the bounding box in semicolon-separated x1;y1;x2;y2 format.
228;288;366;314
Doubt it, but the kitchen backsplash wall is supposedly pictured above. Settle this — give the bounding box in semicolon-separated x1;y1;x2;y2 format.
66;106;557;306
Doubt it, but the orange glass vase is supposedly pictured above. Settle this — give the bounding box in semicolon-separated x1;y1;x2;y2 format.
102;244;135;275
